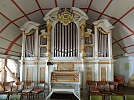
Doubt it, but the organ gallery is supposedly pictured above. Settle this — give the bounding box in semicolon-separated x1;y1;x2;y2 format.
20;7;114;98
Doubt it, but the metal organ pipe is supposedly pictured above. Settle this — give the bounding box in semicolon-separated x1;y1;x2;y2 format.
54;22;78;57
98;31;109;57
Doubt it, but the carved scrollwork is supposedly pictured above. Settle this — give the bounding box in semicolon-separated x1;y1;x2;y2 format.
23;28;36;35
84;29;93;37
97;27;109;34
57;8;74;26
85;32;93;38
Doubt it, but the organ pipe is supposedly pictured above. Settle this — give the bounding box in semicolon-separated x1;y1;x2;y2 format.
54;22;78;57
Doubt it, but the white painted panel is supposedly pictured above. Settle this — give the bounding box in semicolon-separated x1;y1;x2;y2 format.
0;15;10;30
119;35;134;47
104;0;134;18
39;0;55;8
28;11;44;24
57;0;72;8
15;0;38;14
87;10;100;23
0;0;23;20
112;22;132;40
121;10;134;30
74;0;90;8
91;0;110;12
125;46;134;53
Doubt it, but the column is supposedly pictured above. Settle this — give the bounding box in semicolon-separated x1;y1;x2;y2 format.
47;24;52;53
80;24;86;53
94;60;99;81
21;31;26;59
108;30;112;58
94;25;98;59
20;31;26;82
94;25;100;81
46;24;52;60
34;26;39;59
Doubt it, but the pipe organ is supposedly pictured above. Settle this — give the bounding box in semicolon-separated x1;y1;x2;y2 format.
20;7;114;96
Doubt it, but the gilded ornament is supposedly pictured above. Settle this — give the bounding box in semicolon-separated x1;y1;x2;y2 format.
85;44;94;48
39;45;47;48
23;28;36;35
97;27;109;34
40;33;47;38
57;8;74;26
81;53;86;59
80;24;86;29
46;24;52;30
85;32;92;37
46;53;50;59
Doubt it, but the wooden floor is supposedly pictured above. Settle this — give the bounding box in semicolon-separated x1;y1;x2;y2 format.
21;86;134;100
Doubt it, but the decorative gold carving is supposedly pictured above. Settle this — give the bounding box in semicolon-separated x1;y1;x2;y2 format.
97;27;109;34
85;33;92;37
98;62;112;64
23;28;36;35
80;24;86;29
40;33;47;38
85;29;93;37
39;45;47;48
81;53;86;59
46;24;52;30
46;53;50;59
79;19;86;26
85;44;94;48
57;8;74;26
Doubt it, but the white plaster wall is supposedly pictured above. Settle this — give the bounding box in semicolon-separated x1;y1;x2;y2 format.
114;56;134;85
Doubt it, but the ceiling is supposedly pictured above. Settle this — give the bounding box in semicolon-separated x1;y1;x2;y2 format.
0;0;134;59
